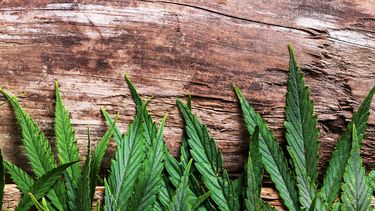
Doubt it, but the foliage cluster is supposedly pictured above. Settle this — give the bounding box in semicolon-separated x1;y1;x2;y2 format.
0;46;374;210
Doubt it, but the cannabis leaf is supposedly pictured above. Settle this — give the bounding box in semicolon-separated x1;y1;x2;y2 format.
245;127;275;211
369;170;375;193
90;118;116;198
158;176;172;208
69;121;115;211
101;108;123;145
164;151;183;189
104;107;145;210
4;160;34;193
125;75;143;114
341;126;372;211
129;114;167;210
0;89;66;210
74;130;93;211
309;194;328;211
164;96;215;211
29;193;50;211
16;161;78;211
169;160;211;211
234;86;299;211
320;85;375;205
177;100;239;211
1;47;374;211
125;75;157;148
331;202;341;211
169;160;193;211
55;81;80;186
0;89;57;176
124;75;197;210
284;45;318;209
0;150;4;210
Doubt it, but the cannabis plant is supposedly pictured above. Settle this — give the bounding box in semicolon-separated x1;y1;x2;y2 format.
0;45;374;211
0;82;116;211
101;76;211;211
0;150;4;210
233;46;374;210
157;46;374;210
100;44;374;211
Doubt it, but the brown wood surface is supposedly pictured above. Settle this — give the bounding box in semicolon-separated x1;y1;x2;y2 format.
0;0;374;186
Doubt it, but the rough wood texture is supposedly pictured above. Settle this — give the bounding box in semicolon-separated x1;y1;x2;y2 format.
0;1;374;183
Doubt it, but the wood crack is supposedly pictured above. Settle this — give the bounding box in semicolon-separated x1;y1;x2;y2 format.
142;0;322;37
327;37;375;50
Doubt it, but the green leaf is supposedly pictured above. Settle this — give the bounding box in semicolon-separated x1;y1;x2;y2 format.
104;107;145;211
0;150;4;210
169;160;193;211
94;200;101;211
130;114;167;211
0;89;66;210
29;193;50;211
285;45;318;209
180;95;192;169
368;170;375;193
104;179;116;211
0;89;56;176
101;108;123;145
158;176;172;208
125;76;191;210
321;86;375;205
259;201;277;211
125;74;143;113
168;160;211;211
245;126;273;211
177;100;239;211
65;172;78;211
75;128;93;211
331;202;341;211
341;126;372;211
309;194;328;211
4;160;34;193
47;179;67;211
89;115;116;199
232;175;244;201
41;197;51;211
187;95;192;110
191;191;211;210
164;150;183;188
55;81;81;185
234;86;299;211
175;97;215;211
164;141;214;211
16;161;78;211
68;127;102;211
125;75;157;148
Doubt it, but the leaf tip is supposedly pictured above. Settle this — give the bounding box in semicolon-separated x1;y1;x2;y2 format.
124;73;132;85
232;81;238;89
287;44;294;53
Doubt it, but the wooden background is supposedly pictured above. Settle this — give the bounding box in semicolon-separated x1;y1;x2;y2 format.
0;0;374;200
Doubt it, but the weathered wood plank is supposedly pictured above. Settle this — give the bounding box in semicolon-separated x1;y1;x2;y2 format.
0;1;374;181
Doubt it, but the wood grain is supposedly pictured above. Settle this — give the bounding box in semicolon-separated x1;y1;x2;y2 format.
0;0;374;183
